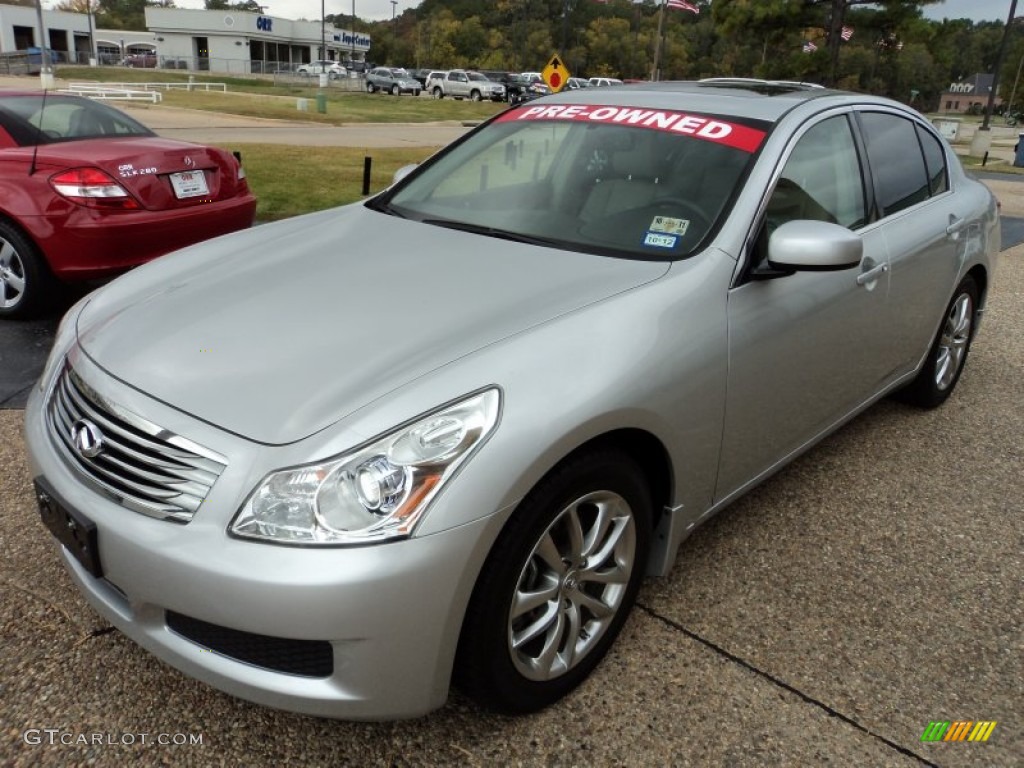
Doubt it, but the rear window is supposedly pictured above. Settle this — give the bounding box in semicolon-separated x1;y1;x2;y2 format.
381;103;767;260
0;95;154;145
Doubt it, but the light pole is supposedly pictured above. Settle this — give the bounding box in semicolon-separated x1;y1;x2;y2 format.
321;0;326;60
973;0;1019;157
85;0;96;66
391;0;397;62
33;0;53;88
351;0;356;66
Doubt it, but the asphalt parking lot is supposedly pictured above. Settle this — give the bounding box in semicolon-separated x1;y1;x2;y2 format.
1;109;1021;767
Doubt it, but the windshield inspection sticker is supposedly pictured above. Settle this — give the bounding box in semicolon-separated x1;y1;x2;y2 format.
643;232;678;249
649;216;689;236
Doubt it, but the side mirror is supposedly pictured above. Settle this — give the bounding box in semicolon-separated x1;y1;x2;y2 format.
768;220;863;271
392;163;418;185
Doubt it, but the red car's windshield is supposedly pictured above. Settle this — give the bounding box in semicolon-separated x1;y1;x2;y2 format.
0;95;155;146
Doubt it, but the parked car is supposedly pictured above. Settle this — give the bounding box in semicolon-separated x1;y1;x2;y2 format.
365;67;422;96
26;81;997;721
296;60;346;78
510;79;551;105
408;68;433;87
122;52;157;68
588;76;624;87
0;92;256;318
426;69;505;101
565;77;591;90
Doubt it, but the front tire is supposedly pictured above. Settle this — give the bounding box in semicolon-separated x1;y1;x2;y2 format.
391;84;400;95
0;219;56;319
455;450;651;713
898;275;979;408
470;89;482;102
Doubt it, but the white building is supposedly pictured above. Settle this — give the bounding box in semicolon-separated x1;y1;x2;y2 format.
0;3;93;64
143;7;371;74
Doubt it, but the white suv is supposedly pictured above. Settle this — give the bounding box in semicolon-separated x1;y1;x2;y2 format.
296;60;346;79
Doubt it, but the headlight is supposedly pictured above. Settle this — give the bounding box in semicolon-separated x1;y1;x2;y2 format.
38;295;90;392
230;388;500;545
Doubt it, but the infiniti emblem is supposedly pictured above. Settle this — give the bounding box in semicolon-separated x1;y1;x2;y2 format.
71;420;104;459
183;156;195;168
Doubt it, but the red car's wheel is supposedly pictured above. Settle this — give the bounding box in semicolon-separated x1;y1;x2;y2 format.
0;219;56;319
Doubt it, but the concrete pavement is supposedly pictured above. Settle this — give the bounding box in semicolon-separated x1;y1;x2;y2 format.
118;102;473;148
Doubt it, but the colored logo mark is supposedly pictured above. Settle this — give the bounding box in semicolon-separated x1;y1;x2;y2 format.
920;721;997;742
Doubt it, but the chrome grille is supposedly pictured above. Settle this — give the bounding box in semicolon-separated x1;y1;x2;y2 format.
46;366;227;523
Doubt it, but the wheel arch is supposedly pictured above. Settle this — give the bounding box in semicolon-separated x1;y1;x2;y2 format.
966;263;988;322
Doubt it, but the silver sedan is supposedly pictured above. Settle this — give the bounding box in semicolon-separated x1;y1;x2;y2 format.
25;81;998;720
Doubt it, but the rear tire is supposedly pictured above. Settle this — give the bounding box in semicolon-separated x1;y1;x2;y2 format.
897;275;979;408
0;219;57;320
432;87;444;99
366;82;376;93
455;449;651;714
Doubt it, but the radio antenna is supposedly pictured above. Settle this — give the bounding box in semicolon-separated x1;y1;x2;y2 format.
29;87;49;177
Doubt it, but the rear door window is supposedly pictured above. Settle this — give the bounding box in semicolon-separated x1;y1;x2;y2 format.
859;112;931;216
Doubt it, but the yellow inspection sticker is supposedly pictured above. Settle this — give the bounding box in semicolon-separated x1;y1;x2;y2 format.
649;216;689;236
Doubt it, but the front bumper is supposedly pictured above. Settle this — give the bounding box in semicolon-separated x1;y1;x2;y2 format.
24;372;508;720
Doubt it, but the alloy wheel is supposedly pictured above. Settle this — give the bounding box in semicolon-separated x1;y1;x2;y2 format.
0;238;26;310
935;291;973;391
507;490;636;681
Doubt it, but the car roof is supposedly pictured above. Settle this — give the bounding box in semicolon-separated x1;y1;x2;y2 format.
537;79;892;124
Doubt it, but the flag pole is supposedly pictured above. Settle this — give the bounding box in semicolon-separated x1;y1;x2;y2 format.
651;0;666;81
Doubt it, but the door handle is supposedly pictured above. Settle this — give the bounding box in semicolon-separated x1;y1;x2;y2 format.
946;216;967;238
856;262;888;286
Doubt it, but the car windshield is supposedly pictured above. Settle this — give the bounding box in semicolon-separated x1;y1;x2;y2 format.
380;103;765;260
0;95;155;145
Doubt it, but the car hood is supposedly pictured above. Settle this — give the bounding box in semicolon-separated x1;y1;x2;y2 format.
76;205;668;445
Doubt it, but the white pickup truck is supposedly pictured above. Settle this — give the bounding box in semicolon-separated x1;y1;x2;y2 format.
426;70;506;101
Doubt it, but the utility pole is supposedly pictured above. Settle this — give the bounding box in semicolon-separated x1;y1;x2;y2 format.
651;0;666;81
33;0;53;88
972;0;1019;156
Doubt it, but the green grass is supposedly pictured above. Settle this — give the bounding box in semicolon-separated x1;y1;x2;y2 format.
54;66;505;124
226;143;439;220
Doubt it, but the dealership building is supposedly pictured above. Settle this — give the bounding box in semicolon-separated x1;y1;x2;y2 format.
140;8;370;74
0;3;92;63
0;4;370;74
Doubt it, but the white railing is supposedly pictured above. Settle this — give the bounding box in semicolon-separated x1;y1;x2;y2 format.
61;84;164;103
67;80;228;93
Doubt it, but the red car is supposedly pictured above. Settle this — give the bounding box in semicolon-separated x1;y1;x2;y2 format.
0;92;256;318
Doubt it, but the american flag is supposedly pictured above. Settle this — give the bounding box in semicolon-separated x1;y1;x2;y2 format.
802;40;818;53
667;0;700;13
841;26;854;41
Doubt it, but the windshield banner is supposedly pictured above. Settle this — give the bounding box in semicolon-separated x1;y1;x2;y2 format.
496;104;767;153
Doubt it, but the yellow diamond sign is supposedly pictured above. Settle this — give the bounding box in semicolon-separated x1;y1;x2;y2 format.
542;54;571;93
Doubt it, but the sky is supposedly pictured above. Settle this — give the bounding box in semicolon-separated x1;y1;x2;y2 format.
922;0;1014;23
158;0;1012;26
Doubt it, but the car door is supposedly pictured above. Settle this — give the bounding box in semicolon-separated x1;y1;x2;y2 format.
857;111;965;376
715;112;892;502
